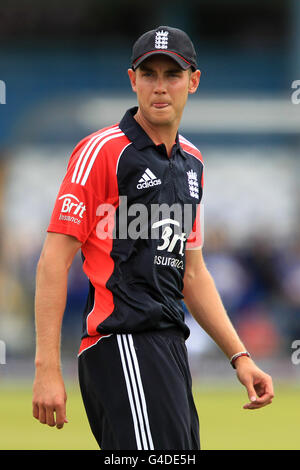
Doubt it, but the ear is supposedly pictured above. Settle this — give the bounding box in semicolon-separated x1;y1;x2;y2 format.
188;70;201;95
128;68;137;93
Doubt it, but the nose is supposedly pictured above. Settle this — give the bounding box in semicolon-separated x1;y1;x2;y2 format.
153;76;167;94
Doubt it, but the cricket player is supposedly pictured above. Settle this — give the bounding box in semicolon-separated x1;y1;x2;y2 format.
32;26;274;450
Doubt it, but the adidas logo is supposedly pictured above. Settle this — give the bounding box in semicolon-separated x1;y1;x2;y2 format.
137;168;162;190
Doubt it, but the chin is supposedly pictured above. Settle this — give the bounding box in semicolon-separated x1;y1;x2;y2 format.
149;112;174;126
152;118;173;127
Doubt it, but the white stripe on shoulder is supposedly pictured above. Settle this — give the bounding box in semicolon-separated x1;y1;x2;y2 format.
80;131;125;186
71;126;119;184
179;135;204;166
179;135;199;151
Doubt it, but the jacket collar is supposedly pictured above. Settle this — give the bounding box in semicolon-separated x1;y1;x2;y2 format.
119;107;187;159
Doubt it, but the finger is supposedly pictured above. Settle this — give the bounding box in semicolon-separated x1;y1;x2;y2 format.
244;382;258;404
244;403;272;410
253;384;274;405
244;394;273;407
254;383;265;397
55;404;67;429
253;393;273;405
243;399;273;410
32;402;39;420
246;377;274;405
46;407;56;427
255;376;274;396
38;406;47;424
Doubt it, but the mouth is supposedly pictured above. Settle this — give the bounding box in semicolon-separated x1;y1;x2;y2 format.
152;103;170;109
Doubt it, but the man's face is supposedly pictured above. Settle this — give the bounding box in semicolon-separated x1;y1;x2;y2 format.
128;55;200;129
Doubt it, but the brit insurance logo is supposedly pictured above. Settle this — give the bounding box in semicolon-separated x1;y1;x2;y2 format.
137;168;162;190
58;193;86;224
152;218;186;270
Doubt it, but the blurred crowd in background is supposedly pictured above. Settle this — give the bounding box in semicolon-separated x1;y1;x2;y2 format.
0;0;299;370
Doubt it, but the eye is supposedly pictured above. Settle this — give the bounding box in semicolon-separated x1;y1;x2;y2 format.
168;71;181;78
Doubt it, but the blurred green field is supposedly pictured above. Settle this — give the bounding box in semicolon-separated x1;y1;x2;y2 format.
0;381;299;450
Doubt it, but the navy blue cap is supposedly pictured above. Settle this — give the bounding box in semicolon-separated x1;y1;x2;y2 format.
131;26;197;71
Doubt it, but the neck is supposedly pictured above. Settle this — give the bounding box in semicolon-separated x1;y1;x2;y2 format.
134;109;178;157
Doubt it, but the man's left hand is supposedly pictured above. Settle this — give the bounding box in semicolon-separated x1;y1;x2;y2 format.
235;357;274;410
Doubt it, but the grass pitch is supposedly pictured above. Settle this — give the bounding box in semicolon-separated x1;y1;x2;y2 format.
0;380;299;450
